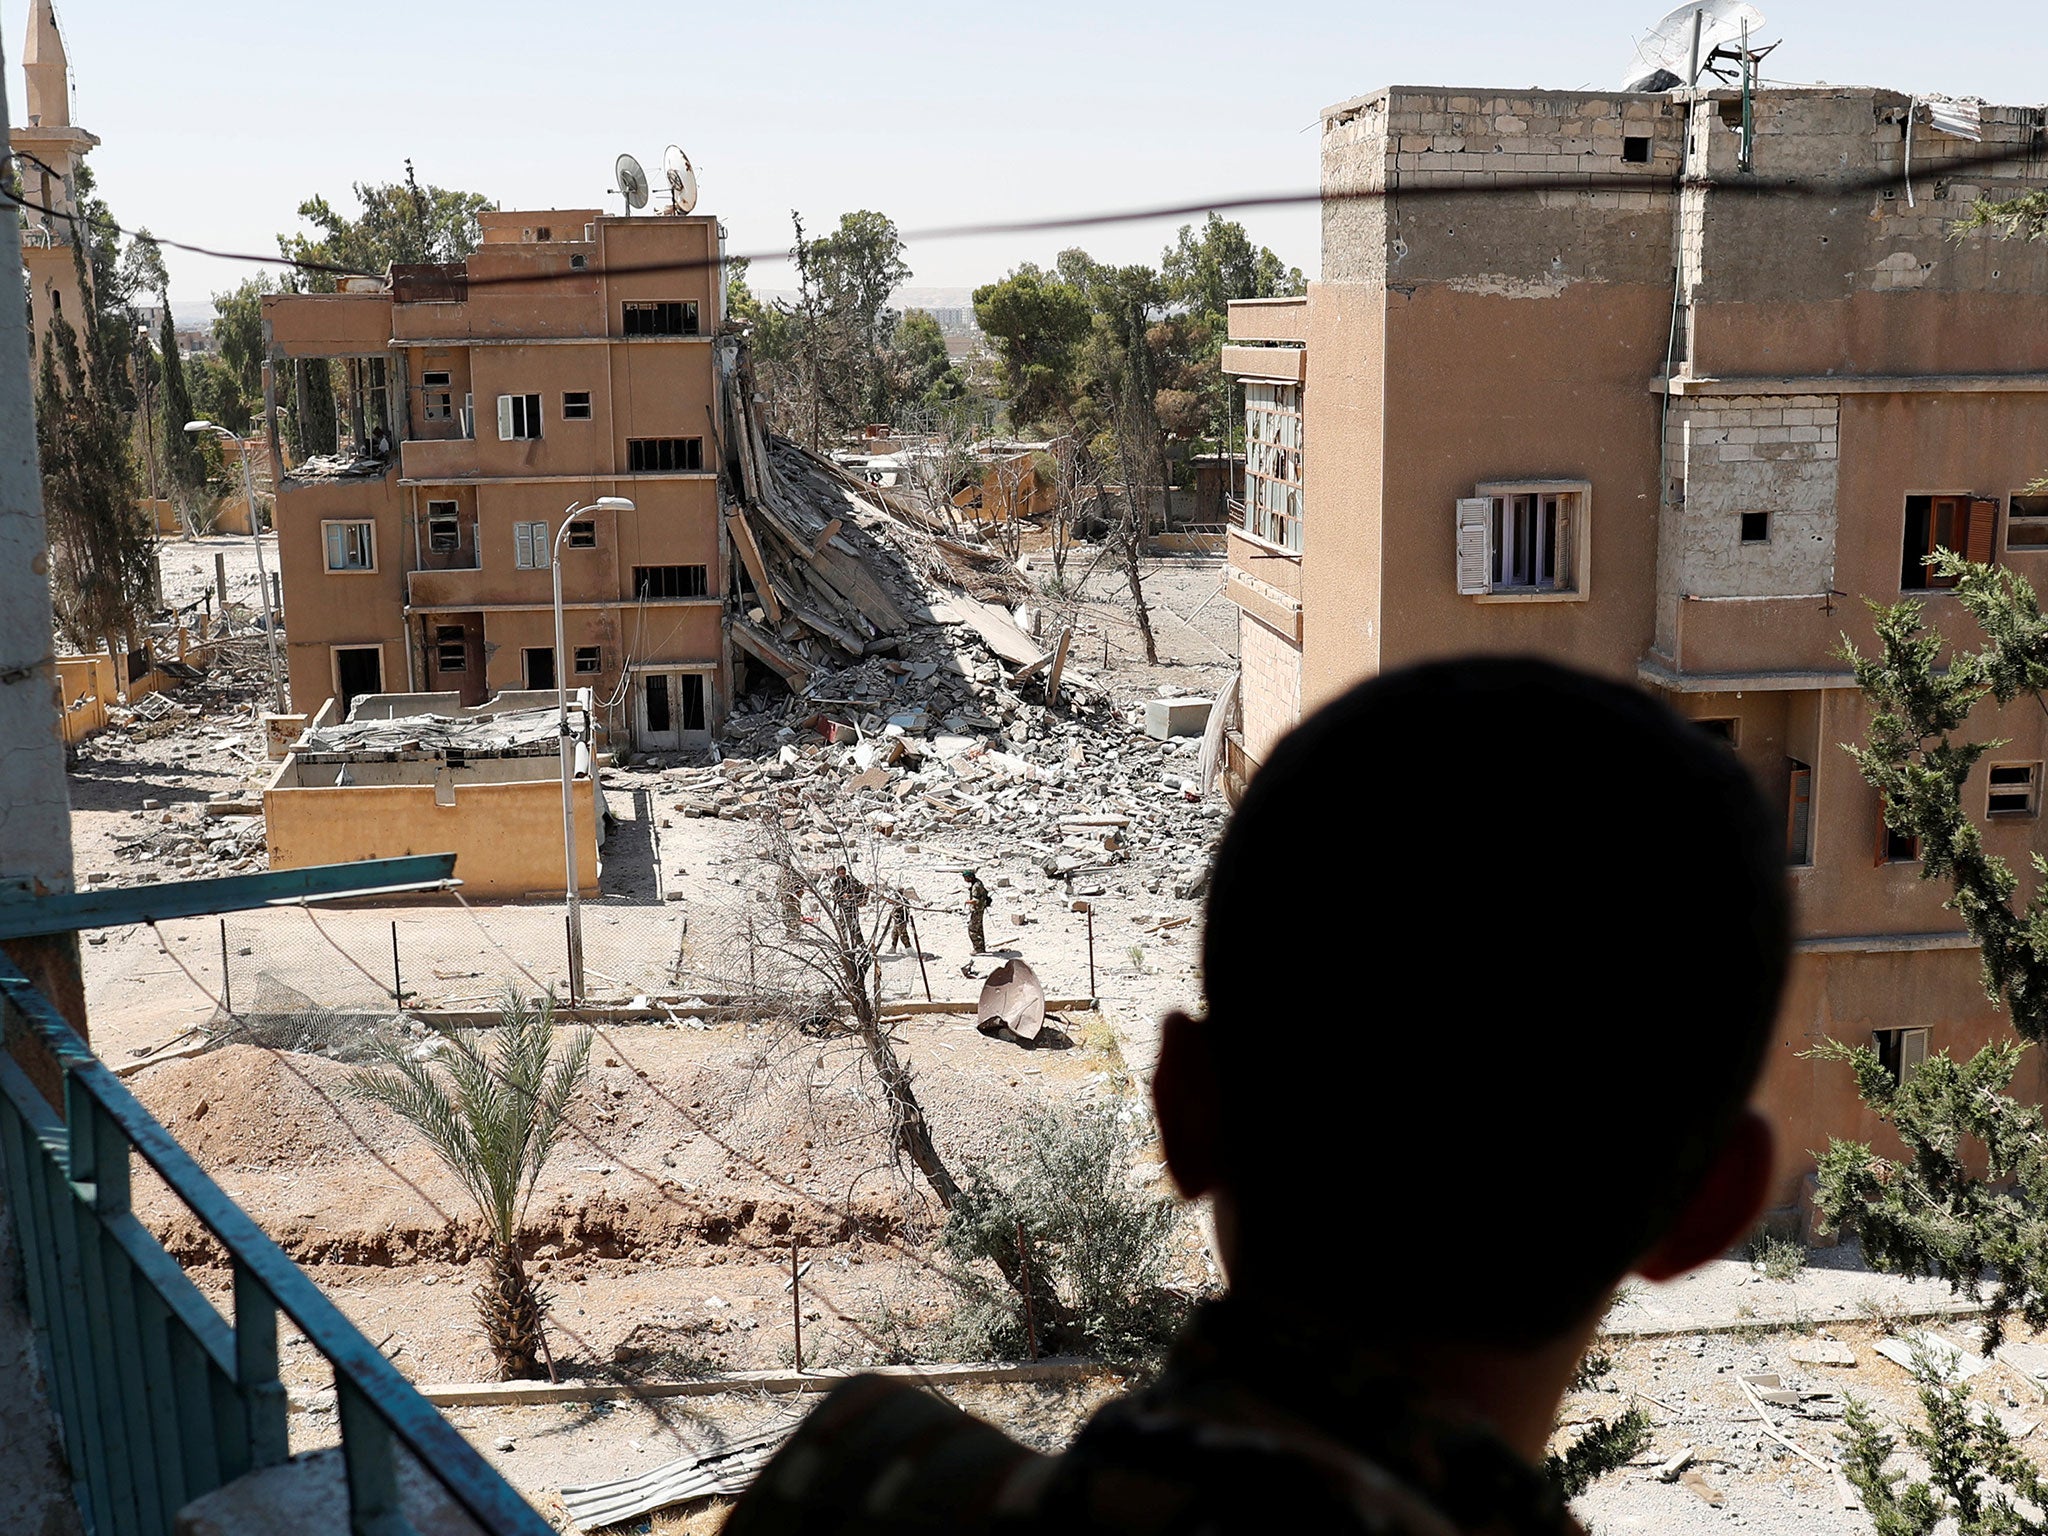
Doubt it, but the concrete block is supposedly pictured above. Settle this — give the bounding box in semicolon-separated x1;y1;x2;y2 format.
1144;697;1214;741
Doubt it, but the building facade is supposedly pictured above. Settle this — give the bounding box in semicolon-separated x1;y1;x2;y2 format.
263;209;730;752
1222;84;2048;1221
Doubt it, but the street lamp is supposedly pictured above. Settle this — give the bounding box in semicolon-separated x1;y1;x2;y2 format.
185;420;285;713
553;496;634;1005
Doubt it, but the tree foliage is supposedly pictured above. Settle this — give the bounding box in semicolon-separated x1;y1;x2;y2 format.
1816;552;2048;1346
1839;1357;2048;1535
279;160;493;288
38;240;150;649
972;264;1093;426
348;994;590;1380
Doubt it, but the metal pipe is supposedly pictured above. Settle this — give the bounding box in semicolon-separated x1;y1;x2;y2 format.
552;510;585;1006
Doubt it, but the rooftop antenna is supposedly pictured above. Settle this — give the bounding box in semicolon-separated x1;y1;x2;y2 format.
1620;1;1773;92
614;153;649;217
663;145;699;214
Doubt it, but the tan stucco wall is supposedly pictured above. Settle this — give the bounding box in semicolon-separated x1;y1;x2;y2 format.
264;773;598;899
1237;612;1301;765
1296;280;1385;710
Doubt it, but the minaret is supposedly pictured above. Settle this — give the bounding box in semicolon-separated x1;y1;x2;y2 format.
11;0;100;357
23;0;68;130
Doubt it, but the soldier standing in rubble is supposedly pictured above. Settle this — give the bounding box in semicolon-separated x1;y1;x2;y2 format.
831;865;868;940
962;868;991;954
883;885;915;953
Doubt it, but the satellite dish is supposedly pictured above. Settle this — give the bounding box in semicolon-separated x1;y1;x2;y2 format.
1622;0;1767;91
614;153;649;215
663;145;699;214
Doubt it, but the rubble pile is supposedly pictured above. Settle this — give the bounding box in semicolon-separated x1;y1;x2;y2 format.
101;802;266;883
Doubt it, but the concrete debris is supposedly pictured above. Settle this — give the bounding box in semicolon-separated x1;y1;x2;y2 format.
1143;696;1215;741
1873;1330;1989;1381
976;958;1047;1043
297;704;580;758
1789;1339;1858;1367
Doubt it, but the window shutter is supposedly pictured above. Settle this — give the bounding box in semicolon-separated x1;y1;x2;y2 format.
515;523;534;570
1901;1029;1929;1077
325;524;343;569
1968;498;1999;564
1455;498;1491;595
497;394;515;440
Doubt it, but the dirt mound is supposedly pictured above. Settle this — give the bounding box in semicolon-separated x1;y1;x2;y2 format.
131;1042;404;1169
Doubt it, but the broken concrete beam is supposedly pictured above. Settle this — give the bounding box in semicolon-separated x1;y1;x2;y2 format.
204;798;263;818
1143;697;1214;740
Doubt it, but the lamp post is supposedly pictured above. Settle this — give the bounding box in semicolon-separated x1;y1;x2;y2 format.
553;496;635;1005
185;420;285;712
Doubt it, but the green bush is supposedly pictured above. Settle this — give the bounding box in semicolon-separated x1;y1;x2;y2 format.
940;1104;1190;1366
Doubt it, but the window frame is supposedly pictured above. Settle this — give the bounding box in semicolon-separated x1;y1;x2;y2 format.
632;564;710;600
1873;1026;1930;1086
2006;492;2048;553
434;624;468;674
625;437;706;474
621;300;700;337
573;645;602;674
421;368;454;422
565;519;597;549
1901;492;1996;591
496;392;543;441
1988;761;2042;819
1786;757;1814;867
513;520;550;570
1243;381;1303;555
425;499;461;552
1458;480;1592;603
1739;510;1771;544
562;390;593;421
321;518;377;574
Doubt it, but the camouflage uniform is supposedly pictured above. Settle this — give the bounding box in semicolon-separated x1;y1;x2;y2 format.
964;872;991;955
723;1297;1580;1536
777;867;804;937
831;869;869;937
884;889;914;953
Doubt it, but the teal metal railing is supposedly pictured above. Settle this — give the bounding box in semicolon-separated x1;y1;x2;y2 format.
0;881;550;1536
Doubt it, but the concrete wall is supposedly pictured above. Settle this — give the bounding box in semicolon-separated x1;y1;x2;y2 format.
264;766;599;899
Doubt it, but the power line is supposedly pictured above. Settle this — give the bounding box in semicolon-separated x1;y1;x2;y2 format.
7;131;2046;295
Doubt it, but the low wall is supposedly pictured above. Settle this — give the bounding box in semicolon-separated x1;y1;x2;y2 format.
263;772;599;898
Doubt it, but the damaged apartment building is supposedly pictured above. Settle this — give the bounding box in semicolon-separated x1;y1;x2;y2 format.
1218;83;2048;1227
261;208;728;752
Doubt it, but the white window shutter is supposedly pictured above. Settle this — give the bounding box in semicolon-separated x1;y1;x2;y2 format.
515;523;534;569
1456;498;1491;595
325;524;343;570
497;394;515;440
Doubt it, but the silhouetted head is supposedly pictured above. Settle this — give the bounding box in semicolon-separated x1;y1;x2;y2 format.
1156;657;1790;1346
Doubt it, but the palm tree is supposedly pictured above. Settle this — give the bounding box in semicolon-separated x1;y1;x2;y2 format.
348;993;591;1379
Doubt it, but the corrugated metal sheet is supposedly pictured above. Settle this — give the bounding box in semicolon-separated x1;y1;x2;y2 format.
558;1430;788;1530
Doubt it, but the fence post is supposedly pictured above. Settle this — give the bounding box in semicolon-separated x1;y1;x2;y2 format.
390;921;402;1008
231;1262;287;1470
790;1237;803;1373
1085;908;1096;999
219;918;232;1016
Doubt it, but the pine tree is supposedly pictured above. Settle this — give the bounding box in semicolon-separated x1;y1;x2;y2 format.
38;241;151;653
157;302;207;506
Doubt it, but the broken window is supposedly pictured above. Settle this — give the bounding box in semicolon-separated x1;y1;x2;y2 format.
574;646;601;674
1622;135;1652;163
1695;717;1738;745
435;625;467;673
1740;510;1770;543
626;437;705;473
633;564;709;599
1457;487;1584;596
426;500;460;552
1988;762;2041;818
1244;382;1303;553
2008;494;2048;550
1878;800;1920;864
524;647;555;690
323;520;375;572
1787;758;1813;865
570;253;588;271
513;520;550;570
422;369;454;422
1873;1027;1929;1086
622;300;699;337
497;392;543;441
566;520;597;549
562;390;593;421
1901;493;1996;589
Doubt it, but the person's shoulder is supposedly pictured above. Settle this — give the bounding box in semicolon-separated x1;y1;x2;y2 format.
722;1373;1042;1536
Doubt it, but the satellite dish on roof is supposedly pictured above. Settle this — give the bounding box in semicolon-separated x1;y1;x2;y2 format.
663;145;699;214
1622;0;1768;91
614;153;649;215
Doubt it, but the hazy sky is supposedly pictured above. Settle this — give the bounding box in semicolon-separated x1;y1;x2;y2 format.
13;1;2048;308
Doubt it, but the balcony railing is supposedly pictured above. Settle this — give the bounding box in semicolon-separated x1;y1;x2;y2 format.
1227;495;1302;555
0;858;549;1536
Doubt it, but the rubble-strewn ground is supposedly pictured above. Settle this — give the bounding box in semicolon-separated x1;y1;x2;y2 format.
72;532;2034;1534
